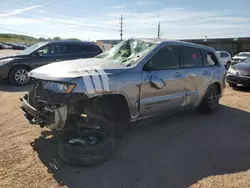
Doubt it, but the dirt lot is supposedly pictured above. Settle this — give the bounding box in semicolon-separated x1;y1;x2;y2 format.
0;50;250;188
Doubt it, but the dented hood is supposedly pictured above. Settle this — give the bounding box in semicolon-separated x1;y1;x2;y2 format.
28;58;128;81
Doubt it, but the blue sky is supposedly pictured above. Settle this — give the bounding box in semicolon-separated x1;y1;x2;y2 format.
0;0;250;40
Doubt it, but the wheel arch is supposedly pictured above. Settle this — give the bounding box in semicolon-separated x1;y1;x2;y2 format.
8;64;32;79
89;93;132;121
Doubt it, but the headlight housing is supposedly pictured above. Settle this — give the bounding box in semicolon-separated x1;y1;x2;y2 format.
44;82;76;93
0;58;12;66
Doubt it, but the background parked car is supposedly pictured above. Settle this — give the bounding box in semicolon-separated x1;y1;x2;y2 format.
216;51;232;69
1;43;13;49
0;40;103;85
226;55;250;88
231;52;250;65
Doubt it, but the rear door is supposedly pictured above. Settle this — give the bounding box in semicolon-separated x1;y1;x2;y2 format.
180;46;207;107
139;45;185;118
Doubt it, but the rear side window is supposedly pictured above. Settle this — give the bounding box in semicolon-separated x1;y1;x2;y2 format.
81;45;98;53
144;46;180;70
222;52;229;57
182;47;203;68
204;51;220;67
60;44;82;54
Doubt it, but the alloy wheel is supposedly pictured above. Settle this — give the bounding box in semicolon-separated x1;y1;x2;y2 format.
14;69;29;84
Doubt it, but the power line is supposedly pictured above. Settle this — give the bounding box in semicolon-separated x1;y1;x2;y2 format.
5;0;118;24
0;11;119;31
8;0;119;19
0;27;51;38
120;15;123;41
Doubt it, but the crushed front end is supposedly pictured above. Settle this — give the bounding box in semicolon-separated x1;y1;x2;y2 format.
20;78;88;131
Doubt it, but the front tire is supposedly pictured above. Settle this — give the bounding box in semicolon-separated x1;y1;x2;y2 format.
9;66;30;86
58;116;114;167
198;84;220;114
229;83;237;88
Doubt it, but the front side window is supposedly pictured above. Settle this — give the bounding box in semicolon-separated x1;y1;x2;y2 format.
222;52;229;57
182;47;203;68
144;46;180;70
37;44;60;56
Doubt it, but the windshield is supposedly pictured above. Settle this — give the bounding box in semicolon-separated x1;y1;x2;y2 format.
95;39;157;67
236;52;250;57
17;42;47;55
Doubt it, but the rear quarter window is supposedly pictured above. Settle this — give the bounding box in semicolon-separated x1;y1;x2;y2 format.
204;51;220;67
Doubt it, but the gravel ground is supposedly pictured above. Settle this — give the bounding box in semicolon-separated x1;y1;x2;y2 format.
0;50;250;188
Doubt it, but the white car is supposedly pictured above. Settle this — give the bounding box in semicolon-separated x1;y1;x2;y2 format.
216;51;232;69
232;52;250;64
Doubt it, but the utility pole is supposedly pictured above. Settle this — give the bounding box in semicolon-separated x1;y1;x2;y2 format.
157;22;161;39
120;15;123;41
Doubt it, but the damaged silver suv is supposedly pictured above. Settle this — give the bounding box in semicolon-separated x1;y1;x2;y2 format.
20;38;226;166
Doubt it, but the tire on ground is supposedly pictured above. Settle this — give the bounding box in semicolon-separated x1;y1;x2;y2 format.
9;66;30;86
198;84;220;114
58;118;114;167
229;83;237;87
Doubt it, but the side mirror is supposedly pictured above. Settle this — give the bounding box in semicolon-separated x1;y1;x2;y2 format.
150;75;166;89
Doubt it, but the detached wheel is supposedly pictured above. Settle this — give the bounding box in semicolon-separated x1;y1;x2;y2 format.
198;84;220;114
229;83;237;88
9;66;30;86
58;118;114;167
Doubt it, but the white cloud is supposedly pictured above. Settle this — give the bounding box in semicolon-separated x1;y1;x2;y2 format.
136;1;155;5
0;5;42;18
109;4;125;9
39;10;47;13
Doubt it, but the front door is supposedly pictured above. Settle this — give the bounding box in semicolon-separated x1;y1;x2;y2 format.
139;45;185;118
30;44;62;69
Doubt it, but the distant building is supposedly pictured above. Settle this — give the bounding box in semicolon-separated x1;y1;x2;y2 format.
181;37;250;56
97;37;250;55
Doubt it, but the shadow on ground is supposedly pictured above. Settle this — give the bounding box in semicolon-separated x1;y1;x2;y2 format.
232;85;250;93
0;80;30;92
31;104;250;188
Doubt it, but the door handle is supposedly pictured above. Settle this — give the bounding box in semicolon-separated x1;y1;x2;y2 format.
56;59;62;61
174;72;181;76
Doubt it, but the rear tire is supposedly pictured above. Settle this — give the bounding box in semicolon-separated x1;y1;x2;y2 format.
198;84;220;114
9;66;30;86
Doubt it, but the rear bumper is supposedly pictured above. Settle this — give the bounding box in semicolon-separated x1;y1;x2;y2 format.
226;75;250;85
